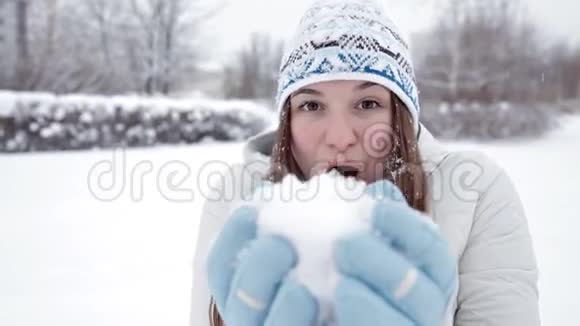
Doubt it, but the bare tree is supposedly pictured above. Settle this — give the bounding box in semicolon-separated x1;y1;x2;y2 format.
413;0;545;103
551;44;580;100
575;49;580;99
14;0;30;90
19;0;105;92
86;0;119;71
224;33;284;101
123;0;221;95
2;0;222;95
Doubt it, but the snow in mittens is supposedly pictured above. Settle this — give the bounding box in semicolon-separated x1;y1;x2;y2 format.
245;170;376;324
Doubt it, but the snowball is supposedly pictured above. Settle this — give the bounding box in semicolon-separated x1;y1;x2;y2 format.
248;171;375;325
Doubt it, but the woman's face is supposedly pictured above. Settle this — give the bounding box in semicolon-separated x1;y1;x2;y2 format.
289;80;394;183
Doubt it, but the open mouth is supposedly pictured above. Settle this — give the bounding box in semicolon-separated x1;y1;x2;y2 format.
327;165;360;178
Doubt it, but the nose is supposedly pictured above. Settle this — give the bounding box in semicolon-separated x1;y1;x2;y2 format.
324;111;357;152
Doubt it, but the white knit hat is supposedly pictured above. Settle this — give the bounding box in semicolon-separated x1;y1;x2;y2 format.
275;0;420;131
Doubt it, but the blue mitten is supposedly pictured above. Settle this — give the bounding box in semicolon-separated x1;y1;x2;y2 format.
206;204;319;326
334;180;457;326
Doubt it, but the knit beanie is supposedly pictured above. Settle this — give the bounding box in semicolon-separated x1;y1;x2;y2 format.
275;0;420;131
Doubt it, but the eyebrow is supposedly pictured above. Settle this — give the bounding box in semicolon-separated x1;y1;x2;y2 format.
292;81;381;97
292;88;322;97
355;81;380;90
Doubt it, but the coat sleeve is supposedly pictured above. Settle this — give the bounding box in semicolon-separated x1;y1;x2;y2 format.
189;163;261;326
189;184;229;326
454;163;540;325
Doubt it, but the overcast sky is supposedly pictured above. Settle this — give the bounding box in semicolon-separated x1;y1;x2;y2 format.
201;0;580;66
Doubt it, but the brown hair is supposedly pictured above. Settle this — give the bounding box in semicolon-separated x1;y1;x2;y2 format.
208;93;428;326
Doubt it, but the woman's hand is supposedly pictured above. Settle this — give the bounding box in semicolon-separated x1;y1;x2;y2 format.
333;180;457;325
206;205;318;326
206;179;456;326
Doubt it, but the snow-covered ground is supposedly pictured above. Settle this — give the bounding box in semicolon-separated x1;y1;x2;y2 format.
1;115;579;326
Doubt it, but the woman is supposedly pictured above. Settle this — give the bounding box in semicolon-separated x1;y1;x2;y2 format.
190;0;540;325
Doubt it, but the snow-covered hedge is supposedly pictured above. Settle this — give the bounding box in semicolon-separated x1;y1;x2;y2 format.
554;100;580;114
420;101;560;140
0;92;568;153
0;92;273;153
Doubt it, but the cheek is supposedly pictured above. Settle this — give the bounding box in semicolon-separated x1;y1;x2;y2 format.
290;117;322;169
360;116;394;159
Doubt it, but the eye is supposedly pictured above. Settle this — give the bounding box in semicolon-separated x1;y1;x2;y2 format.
298;101;323;112
358;100;381;110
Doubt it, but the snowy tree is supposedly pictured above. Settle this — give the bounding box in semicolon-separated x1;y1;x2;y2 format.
122;0;220;95
223;33;284;102
544;43;580;100
0;0;33;90
413;0;545;103
3;0;117;93
1;0;222;95
14;0;31;90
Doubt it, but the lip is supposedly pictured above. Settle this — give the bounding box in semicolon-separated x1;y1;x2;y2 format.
329;157;365;170
310;156;366;179
326;159;365;178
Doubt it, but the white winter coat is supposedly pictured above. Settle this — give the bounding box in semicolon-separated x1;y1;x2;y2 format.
189;124;541;326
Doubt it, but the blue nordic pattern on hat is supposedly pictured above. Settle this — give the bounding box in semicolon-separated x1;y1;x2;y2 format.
276;0;420;131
